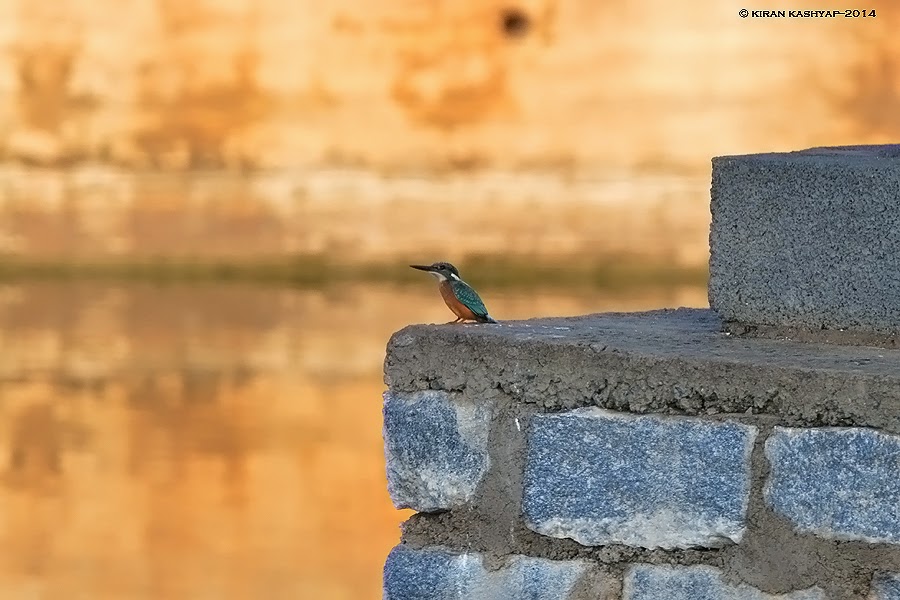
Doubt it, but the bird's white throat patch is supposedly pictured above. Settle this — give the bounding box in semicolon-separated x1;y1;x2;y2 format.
429;271;448;282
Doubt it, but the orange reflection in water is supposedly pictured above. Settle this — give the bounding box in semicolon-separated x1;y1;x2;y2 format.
0;281;705;599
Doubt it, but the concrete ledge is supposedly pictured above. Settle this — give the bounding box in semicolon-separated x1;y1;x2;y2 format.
385;309;900;433
383;308;900;598
523;408;756;549
765;426;900;545
382;545;601;600
623;565;824;600
383;391;492;511
709;144;900;333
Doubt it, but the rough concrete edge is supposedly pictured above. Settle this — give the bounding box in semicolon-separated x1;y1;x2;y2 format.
383;312;900;434
721;321;900;349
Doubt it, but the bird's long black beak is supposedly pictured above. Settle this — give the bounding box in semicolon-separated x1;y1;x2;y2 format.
410;264;436;272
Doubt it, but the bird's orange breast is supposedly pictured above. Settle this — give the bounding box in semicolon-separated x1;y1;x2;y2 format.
440;281;478;320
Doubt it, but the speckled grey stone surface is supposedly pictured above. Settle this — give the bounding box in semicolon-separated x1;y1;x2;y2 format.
383;390;492;512
623;565;824;600
709;144;900;333
765;426;900;544
522;408;757;549
383;545;593;600
872;573;900;600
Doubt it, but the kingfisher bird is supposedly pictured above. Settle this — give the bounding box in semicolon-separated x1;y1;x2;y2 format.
411;262;498;324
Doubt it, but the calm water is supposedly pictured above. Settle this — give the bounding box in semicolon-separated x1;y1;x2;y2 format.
0;280;706;599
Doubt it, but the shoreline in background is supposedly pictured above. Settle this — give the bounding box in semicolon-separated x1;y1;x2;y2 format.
0;167;711;268
0;255;708;289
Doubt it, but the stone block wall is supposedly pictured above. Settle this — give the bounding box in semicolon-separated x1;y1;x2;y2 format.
380;146;900;599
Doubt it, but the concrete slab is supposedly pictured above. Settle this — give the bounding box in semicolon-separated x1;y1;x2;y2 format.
385;308;900;433
709;144;900;333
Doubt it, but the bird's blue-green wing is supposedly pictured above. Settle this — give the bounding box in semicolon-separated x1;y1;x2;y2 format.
450;279;490;318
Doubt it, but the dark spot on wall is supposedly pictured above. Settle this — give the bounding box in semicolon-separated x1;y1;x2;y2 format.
500;8;531;39
390;18;514;135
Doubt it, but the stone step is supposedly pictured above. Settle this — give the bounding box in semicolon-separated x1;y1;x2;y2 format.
382;309;900;598
709;144;900;334
385;308;900;432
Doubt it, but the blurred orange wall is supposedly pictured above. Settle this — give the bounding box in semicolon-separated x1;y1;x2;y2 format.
0;0;896;171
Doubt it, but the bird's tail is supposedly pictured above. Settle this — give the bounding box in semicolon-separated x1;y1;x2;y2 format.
480;315;498;324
